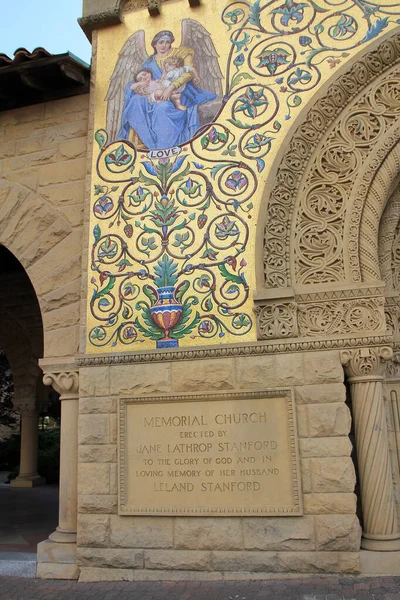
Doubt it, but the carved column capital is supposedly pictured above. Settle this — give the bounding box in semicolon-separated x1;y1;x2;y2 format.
14;402;38;417
43;371;79;400
393;351;400;364
340;346;393;381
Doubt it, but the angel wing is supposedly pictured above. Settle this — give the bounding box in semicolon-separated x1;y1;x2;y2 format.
105;30;149;141
181;19;224;97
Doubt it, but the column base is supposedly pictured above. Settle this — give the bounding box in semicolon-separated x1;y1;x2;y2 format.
48;528;77;544
361;532;400;551
360;549;400;574
11;474;46;488
36;539;79;580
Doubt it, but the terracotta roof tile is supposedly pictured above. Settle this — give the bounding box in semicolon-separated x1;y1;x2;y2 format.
0;48;90;110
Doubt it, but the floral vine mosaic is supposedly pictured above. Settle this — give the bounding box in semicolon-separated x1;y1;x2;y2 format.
87;0;400;352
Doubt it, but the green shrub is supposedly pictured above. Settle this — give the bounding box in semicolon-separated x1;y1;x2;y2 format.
0;428;60;483
0;432;20;471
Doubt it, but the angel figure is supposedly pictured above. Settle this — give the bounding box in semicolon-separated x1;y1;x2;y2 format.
105;21;224;150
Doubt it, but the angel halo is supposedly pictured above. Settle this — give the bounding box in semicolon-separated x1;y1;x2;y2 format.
105;20;224;151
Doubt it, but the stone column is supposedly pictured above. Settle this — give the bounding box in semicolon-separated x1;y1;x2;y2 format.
11;403;45;488
341;346;400;551
37;370;79;580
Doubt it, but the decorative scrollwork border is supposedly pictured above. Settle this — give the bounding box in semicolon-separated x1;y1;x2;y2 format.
77;334;392;365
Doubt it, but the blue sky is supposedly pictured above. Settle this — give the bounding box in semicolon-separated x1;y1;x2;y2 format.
1;1;92;64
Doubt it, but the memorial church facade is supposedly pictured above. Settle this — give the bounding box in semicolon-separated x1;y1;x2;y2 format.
1;0;400;580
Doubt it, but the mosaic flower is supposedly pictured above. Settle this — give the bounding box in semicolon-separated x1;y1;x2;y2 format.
200;248;219;261
233;53;245;68
272;1;308;27
330;14;356;39
122;326;136;340
225;171;248;191
299;35;312;47
256;47;290;75
244;134;272;152
289;67;312;86
199;320;213;333
235;87;269;119
225;8;244;25
98;236;118;259
208;127;218;143
105;144;132;167
94;195;114;216
215;216;240;240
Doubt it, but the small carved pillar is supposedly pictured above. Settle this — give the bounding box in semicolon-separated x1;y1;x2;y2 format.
43;371;79;543
341;347;400;551
11;403;45;487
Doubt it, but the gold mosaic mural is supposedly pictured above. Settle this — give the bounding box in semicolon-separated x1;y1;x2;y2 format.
86;0;400;352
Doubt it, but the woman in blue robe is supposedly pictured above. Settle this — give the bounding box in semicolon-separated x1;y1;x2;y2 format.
117;30;216;150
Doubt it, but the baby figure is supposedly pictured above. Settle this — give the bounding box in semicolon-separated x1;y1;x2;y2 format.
130;57;200;111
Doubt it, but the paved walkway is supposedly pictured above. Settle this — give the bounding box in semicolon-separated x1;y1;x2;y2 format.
0;576;400;599
0;476;58;553
1;478;400;598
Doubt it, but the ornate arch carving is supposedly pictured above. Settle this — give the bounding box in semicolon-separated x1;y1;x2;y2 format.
263;33;400;290
360;142;400;283
379;184;400;291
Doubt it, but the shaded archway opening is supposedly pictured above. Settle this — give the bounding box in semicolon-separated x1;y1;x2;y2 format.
0;244;59;554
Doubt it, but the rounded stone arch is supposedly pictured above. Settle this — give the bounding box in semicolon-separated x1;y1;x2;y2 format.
360;142;400;283
378;179;400;291
0;178;81;359
377;174;400;344
258;31;400;294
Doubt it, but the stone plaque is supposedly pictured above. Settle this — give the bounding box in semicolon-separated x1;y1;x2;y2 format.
118;390;301;516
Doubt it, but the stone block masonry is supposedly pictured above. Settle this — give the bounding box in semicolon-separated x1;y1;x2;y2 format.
77;350;361;577
0;94;89;358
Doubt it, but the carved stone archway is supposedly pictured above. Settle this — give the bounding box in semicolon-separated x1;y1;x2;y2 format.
260;33;400;294
257;31;400;553
256;33;400;346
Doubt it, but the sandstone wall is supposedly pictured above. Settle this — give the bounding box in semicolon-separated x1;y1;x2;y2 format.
0;95;89;358
77;350;361;580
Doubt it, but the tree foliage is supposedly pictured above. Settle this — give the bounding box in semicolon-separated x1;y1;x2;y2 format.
0;350;16;428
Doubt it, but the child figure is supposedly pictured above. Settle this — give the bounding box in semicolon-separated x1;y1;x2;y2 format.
130;57;200;111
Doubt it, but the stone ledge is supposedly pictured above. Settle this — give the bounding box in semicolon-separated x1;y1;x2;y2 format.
79;567;308;582
360;549;400;574
37;562;80;580
77;548;144;569
144;549;212;570
77;551;360;581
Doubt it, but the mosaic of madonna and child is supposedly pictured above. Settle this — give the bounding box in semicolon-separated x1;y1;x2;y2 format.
105;22;224;150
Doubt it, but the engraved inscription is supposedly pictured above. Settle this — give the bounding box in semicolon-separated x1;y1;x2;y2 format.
119;390;301;516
